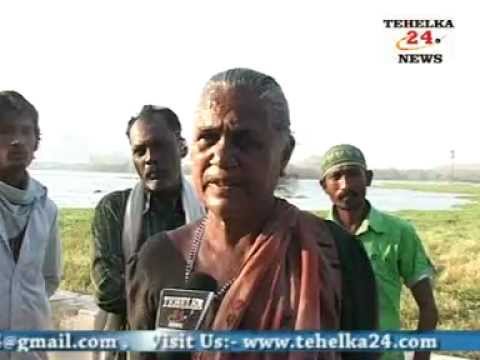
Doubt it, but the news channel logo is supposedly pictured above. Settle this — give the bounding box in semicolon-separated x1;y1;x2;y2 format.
383;19;455;64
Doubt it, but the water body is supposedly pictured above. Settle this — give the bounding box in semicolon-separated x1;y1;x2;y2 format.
30;170;470;211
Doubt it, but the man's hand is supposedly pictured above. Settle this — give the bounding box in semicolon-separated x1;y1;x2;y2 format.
411;278;438;360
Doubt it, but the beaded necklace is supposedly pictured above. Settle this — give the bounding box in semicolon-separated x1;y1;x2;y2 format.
184;218;236;299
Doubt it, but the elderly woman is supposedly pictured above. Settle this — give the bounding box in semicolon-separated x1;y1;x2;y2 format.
127;68;377;360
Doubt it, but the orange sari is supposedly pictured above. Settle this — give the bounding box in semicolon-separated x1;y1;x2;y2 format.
197;199;341;360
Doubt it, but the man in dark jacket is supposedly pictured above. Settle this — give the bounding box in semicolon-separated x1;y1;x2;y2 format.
91;105;204;360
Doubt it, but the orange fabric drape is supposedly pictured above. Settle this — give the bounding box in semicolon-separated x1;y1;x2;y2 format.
197;199;341;360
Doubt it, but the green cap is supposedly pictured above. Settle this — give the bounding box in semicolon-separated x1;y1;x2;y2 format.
320;144;367;179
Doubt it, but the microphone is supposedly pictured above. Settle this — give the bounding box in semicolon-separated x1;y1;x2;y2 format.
154;273;218;360
156;272;218;330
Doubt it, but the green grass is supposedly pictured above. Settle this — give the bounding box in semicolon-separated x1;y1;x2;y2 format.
375;182;480;331
59;208;94;294
59;182;480;358
341;181;480;359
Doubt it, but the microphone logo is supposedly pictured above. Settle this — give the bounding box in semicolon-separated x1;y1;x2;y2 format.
156;289;216;330
156;273;218;330
167;309;190;329
162;296;205;310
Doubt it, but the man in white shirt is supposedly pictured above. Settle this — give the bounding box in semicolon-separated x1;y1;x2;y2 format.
0;91;62;360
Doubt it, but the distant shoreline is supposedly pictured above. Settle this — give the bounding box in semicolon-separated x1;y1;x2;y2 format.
31;163;480;183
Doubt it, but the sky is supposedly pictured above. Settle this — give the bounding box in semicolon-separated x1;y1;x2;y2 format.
1;0;478;169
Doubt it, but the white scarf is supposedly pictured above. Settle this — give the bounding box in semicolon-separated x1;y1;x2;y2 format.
0;177;46;247
122;175;205;264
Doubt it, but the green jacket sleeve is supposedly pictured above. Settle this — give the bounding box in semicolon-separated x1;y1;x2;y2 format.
91;191;128;315
398;221;435;287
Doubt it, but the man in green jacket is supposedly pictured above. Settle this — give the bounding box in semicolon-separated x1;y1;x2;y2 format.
320;144;438;360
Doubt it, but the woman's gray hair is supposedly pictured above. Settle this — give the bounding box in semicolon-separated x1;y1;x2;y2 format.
197;68;293;145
